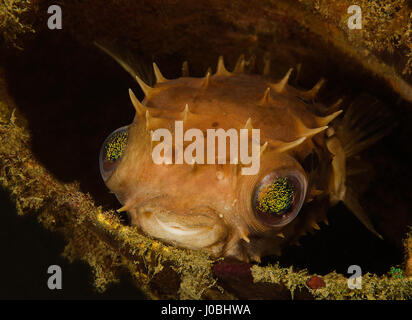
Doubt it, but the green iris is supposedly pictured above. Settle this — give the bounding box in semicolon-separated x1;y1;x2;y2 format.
104;130;128;162
257;177;295;214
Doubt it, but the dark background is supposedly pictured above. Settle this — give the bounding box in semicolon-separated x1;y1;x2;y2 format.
0;188;146;299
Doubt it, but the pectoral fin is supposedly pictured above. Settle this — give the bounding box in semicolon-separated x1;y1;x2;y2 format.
343;187;383;239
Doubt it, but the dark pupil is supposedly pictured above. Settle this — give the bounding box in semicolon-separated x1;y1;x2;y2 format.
104;130;128;162
257;177;295;214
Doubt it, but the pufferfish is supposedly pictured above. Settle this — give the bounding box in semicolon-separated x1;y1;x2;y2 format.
98;46;385;262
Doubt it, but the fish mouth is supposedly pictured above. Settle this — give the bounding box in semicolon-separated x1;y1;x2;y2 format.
133;204;228;252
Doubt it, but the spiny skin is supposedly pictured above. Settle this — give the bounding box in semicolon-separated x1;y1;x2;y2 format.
102;58;345;262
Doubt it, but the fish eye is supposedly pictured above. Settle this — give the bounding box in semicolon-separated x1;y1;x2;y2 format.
252;170;307;227
99;126;129;181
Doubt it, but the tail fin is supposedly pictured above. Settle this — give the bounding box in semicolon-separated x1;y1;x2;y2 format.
335;94;394;238
336;94;393;157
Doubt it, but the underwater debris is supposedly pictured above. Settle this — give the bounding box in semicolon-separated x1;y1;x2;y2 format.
306;276;326;290
0;0;36;50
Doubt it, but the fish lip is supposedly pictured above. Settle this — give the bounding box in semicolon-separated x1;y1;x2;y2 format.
135;204;228;250
141;210;210;237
